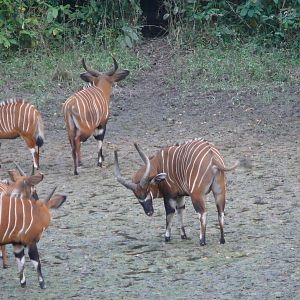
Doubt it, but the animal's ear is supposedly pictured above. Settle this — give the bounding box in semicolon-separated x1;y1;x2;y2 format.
8;169;21;182
25;173;44;186
80;72;96;83
47;194;66;209
112;70;129;82
150;173;167;185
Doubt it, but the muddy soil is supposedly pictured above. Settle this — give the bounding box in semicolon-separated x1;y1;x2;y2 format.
0;39;299;299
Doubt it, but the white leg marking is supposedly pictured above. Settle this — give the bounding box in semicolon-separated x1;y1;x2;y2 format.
29;148;38;168
14;245;26;284
219;212;224;228
199;211;207;240
165;199;176;238
94;128;104;136
98;140;103;163
176;197;186;236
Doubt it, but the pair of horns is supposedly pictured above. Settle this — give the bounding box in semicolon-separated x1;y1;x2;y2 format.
14;161;34;176
81;56;118;77
114;144;151;191
14;161;56;204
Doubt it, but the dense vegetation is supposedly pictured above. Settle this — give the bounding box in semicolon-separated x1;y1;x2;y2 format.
0;0;299;51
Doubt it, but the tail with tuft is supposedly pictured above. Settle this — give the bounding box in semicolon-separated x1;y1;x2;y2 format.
35;116;45;148
36;136;44;147
213;157;252;172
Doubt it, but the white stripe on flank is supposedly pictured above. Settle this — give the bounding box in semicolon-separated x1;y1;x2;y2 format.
6;103;12;131
171;146;180;179
1;106;9;132
2;194;13;242
9;103;14;131
18;198;26;236
81;98;91;129
75;99;82;126
182;140;199;171
166;147;176;185
186;140;207;176
9;196;18;238
188;144;210;189
25;200;33;235
26;105;33;132
197;157;213;190
175;144;187;193
18;101;25;129
12;103;17;129
23;103;29;132
183;141;198;180
190;147;211;193
0;108;4;132
161;150;171;188
13;102;16;128
211;148;225;165
83;90;94;123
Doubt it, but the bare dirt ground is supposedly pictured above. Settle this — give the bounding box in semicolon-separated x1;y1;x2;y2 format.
0;39;299;299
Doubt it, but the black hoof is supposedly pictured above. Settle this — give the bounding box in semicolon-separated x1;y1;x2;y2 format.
220;238;225;244
97;162;103;167
165;236;171;242
3;264;8;269
200;240;206;246
20;281;26;288
39;281;46;289
181;234;188;240
74;170;79;175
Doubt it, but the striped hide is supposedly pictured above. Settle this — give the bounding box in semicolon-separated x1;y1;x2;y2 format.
0;99;44;169
0;170;43;269
63;57;129;175
0;189;66;288
0;193;51;246
115;139;247;246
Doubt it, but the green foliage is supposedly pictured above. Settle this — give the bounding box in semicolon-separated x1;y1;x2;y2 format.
163;0;300;49
0;0;299;53
0;0;142;53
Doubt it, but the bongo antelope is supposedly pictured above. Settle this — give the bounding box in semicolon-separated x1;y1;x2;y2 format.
115;139;249;246
0;164;41;268
63;57;129;175
0;100;44;169
0;187;66;288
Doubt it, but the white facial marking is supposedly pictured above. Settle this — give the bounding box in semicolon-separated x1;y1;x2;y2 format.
139;192;153;203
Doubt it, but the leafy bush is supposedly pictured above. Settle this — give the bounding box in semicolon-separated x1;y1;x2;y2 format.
163;0;300;48
0;0;299;53
0;0;142;52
